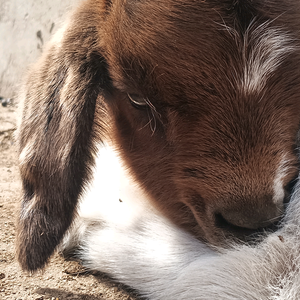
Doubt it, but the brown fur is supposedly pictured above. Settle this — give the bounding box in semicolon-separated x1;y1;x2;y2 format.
17;0;300;271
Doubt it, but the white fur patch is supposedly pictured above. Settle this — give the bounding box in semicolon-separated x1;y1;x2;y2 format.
273;154;290;205
20;197;37;220
240;25;295;94
78;143;151;227
51;22;68;47
19;139;35;166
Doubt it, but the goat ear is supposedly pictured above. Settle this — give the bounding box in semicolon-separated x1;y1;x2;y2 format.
16;9;111;271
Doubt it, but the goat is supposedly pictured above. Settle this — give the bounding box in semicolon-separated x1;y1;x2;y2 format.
16;0;300;297
61;151;300;299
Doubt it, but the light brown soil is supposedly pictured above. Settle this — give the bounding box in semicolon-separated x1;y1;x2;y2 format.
0;104;141;300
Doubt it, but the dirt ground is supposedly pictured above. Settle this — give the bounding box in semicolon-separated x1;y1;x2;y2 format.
0;104;141;300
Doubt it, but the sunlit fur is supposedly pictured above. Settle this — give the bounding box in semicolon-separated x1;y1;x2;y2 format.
16;1;300;290
62;143;300;300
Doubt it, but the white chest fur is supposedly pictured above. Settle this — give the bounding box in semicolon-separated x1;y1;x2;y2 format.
62;144;300;300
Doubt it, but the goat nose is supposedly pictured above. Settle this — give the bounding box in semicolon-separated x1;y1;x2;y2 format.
215;202;282;230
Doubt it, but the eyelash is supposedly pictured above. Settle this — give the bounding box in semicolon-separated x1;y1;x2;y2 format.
127;93;148;109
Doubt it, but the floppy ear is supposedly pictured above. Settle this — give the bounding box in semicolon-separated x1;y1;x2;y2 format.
16;3;111;271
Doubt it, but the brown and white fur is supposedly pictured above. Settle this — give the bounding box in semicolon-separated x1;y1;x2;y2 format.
61;146;300;300
16;0;300;298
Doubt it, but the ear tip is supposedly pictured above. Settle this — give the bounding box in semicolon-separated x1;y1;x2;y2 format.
17;252;49;272
16;239;50;272
16;213;67;272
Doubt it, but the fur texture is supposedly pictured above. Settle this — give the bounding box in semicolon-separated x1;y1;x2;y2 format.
16;2;300;293
62;143;300;300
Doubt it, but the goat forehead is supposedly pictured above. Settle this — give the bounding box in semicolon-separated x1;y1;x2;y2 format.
105;3;300;150
102;0;300;94
167;25;293;94
239;26;296;95
108;22;297;104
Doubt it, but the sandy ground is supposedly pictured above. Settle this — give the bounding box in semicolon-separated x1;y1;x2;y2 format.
0;104;141;300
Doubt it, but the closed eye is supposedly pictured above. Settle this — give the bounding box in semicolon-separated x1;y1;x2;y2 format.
127;93;148;109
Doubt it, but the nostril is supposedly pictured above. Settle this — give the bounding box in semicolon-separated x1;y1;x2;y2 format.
214;213;279;238
215;213;244;231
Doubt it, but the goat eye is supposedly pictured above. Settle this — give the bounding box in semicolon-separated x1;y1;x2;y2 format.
127;93;148;109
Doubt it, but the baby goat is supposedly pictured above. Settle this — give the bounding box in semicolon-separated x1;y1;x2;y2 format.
16;0;300;297
61;157;300;299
